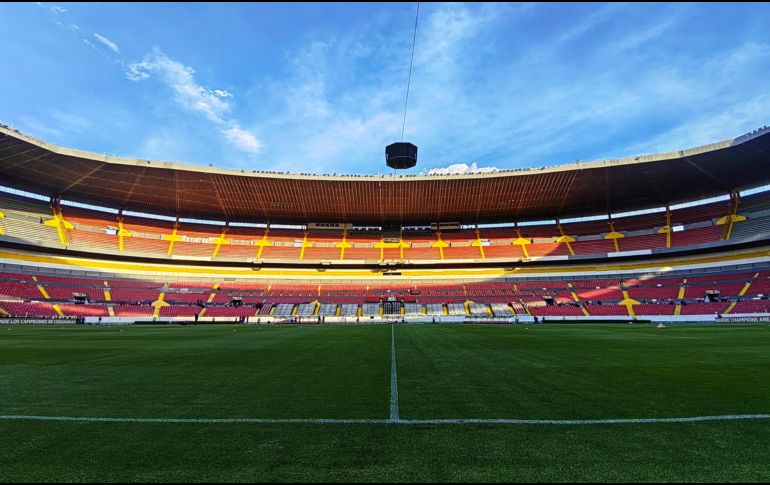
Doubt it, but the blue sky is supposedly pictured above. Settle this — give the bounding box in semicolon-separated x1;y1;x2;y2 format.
1;2;769;175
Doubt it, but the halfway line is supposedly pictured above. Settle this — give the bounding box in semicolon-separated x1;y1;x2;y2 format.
390;323;400;422
2;414;769;426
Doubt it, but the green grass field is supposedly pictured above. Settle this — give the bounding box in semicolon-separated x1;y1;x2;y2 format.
1;323;769;482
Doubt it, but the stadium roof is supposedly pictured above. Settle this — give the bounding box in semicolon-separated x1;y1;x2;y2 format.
1;124;769;225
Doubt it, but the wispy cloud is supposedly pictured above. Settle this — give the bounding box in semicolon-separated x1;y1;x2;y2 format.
126;48;261;155
222;125;262;155
94;33;119;53
35;3;67;14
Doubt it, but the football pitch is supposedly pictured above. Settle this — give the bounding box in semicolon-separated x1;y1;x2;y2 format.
1;323;769;482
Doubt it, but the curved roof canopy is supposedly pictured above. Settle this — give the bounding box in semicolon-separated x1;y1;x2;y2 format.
1;125;769;225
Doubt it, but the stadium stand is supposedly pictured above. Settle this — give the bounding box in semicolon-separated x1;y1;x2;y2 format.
2;125;770;320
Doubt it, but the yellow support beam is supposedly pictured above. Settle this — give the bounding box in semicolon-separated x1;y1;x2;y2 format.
299;231;312;260
431;238;449;260
658;209;672;248
151;293;170;318
556;222;576;256
677;280;687;299
674;279;687;316
569;288;590;316
337;227;352;260
52;304;64;317
522;301;532;316
211;226;230;258
619;290;639;317
198;308;207;318
718;193;746;241
162;222;183;255
737;280;752;297
723;215;746;241
43;207;74;246
207;293;216;303
464;300;473;315
625;302;635;318
37;285;50;300
0;304;10;316
107;306;115;317
103;289;112;302
726;271;758;314
400;227;405;260
431;229;448;260
604;222;623;252
375;239;409;260
512;230;531;259
472;226;486;259
0;210;5;236
117;217;132;252
255;227;272;259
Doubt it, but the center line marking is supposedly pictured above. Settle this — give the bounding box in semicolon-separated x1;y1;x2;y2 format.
390;323;400;423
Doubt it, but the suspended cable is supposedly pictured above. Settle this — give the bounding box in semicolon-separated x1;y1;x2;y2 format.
400;2;420;142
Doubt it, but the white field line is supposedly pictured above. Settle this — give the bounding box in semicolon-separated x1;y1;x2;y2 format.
1;414;769;426
390;324;399;422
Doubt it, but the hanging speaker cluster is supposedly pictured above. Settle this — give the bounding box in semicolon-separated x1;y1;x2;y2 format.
385;142;418;170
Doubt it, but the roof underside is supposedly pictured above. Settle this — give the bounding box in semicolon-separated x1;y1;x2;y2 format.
1;126;769;225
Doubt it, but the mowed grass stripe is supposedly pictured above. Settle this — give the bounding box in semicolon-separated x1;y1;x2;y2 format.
0;325;391;419
396;324;770;419
1;420;769;482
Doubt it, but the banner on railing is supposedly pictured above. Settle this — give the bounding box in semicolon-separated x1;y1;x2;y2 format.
715;316;770;323
0;317;80;325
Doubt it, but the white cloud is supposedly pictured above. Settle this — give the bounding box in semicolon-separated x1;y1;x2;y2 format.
126;48;261;156
94;33;120;53
222;125;262;154
126;48;231;123
425;163;500;175
50;6;66;14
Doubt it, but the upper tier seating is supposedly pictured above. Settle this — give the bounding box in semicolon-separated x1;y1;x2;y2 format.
2;192;761;265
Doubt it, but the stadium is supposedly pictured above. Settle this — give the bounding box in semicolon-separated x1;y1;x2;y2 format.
3;124;770;323
3;3;770;483
2;124;770;482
